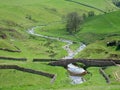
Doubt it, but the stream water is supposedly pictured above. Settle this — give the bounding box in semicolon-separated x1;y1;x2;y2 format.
28;26;86;84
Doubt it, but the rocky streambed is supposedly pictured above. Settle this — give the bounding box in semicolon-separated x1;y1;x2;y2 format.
28;26;86;84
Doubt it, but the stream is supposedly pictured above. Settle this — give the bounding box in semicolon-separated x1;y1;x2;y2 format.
28;26;86;84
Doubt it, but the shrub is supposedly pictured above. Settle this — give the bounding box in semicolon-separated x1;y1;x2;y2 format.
88;11;95;17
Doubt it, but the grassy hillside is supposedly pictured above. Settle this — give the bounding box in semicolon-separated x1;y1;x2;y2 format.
0;0;119;42
0;37;67;60
0;65;119;90
0;0;103;28
75;36;120;59
35;10;120;44
0;0;117;59
72;0;118;12
0;0;120;90
77;10;120;43
75;11;120;59
0;0;108;53
0;0;117;29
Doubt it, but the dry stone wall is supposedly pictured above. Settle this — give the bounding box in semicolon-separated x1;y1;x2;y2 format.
99;68;110;83
0;56;27;61
33;59;57;62
0;65;55;78
0;48;21;52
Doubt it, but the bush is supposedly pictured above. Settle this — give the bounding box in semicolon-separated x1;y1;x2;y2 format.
88;11;95;17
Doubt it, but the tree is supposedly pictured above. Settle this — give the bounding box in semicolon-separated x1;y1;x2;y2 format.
66;12;83;34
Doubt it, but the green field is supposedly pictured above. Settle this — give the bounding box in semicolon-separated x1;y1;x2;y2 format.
75;36;120;59
0;0;120;90
0;64;119;90
73;0;118;12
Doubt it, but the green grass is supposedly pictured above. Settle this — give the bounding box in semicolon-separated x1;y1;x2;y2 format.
0;39;16;50
104;66;120;84
1;63;119;90
0;36;67;60
0;0;120;90
73;0;119;12
1;0;114;58
0;63;70;90
60;67;120;90
80;11;120;34
75;36;120;59
0;0;104;29
35;10;120;44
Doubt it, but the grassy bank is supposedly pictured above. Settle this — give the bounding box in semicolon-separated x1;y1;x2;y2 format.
75;36;120;59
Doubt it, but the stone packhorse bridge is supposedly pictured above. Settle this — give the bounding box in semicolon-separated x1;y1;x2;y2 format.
49;58;120;68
